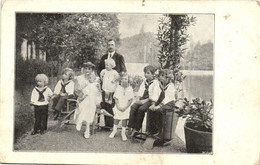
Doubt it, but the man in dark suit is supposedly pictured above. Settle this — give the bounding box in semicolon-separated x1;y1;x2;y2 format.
97;39;127;76
98;39;127;129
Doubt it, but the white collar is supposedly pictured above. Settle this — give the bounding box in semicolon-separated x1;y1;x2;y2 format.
35;86;47;90
61;79;71;85
108;51;115;57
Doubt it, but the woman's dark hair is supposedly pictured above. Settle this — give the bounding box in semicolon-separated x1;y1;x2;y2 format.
82;62;95;70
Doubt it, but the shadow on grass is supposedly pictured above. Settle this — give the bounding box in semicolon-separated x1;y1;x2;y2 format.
14;92;34;143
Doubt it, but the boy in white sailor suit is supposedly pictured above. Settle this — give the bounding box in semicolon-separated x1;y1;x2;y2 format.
148;69;177;136
52;68;75;120
128;65;161;137
30;74;53;135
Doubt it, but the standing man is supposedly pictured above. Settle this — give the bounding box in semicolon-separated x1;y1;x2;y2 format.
97;39;127;76
98;39;127;130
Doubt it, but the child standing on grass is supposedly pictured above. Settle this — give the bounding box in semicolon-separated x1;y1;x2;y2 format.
30;74;53;135
52;68;75;120
74;62;101;139
109;73;134;141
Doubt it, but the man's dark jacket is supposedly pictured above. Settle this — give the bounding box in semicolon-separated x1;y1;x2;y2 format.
97;52;127;76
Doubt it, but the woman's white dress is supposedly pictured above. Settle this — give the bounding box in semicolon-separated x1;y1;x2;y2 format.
113;85;134;120
74;74;101;124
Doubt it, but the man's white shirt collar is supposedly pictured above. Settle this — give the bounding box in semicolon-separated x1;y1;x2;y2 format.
107;51;115;59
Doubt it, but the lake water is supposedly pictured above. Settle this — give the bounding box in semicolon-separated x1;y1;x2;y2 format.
181;70;213;101
126;63;214;101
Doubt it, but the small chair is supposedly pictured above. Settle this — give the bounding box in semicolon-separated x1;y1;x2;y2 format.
95;108;114;130
59;99;104;135
59;98;78;127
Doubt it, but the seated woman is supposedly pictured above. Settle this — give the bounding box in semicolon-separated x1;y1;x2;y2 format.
74;62;102;139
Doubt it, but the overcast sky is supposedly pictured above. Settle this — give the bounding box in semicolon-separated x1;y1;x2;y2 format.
118;14;214;44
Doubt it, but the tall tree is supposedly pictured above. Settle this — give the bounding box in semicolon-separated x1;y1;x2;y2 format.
16;13;120;73
16;13;63;59
36;13;120;70
157;14;196;84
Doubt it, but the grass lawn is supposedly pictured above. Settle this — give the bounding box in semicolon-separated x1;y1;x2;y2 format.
14;78;57;143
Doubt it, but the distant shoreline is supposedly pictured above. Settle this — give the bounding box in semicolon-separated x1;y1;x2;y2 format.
126;63;213;76
182;70;213;75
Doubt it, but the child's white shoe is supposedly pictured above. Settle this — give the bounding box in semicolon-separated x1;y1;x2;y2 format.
84;128;90;139
84;123;90;138
121;133;127;141
109;131;117;138
109;125;117;138
121;127;127;141
76;123;81;131
84;131;90;139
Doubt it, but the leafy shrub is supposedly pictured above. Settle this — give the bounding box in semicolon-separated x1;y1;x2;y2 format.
176;97;213;132
15;56;53;89
129;75;143;92
14;89;34;143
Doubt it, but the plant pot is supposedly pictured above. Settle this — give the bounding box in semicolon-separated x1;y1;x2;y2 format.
184;123;212;153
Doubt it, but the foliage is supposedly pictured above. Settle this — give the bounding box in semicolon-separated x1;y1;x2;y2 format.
36;13;120;68
176;97;213;132
16;14;63;59
157;14;196;85
183;41;213;70
16;13;120;73
14;101;34;143
15;56;52;89
129;75;144;92
14;87;34;143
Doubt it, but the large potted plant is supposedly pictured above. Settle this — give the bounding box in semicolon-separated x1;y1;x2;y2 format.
176;97;213;153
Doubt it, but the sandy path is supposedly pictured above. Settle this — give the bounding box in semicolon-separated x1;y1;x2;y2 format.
14;119;186;153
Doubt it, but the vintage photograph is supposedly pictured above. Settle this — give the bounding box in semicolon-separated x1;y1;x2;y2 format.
14;13;214;153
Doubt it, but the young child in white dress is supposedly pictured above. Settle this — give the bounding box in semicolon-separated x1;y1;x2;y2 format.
74;62;101;139
109;73;134;141
100;58;119;104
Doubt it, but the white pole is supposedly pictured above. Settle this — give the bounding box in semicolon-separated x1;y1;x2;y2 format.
21;38;27;60
144;45;146;63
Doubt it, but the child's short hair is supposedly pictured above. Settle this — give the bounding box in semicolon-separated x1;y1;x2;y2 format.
82;62;96;70
119;72;132;84
143;65;156;74
62;68;75;80
35;74;49;85
88;73;96;82
105;58;116;68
